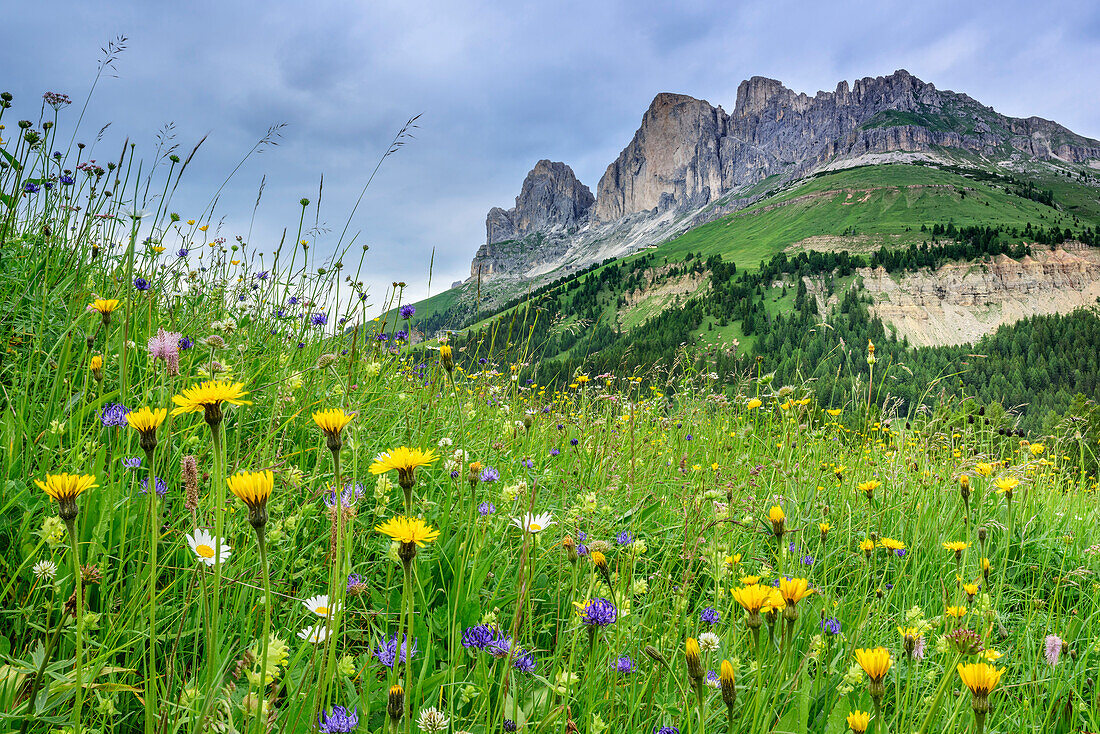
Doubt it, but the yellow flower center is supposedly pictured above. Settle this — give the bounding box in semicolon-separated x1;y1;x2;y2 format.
196;544;215;558
529;523;542;532
315;606;329;615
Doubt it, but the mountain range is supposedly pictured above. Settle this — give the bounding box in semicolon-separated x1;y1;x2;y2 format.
465;69;1099;288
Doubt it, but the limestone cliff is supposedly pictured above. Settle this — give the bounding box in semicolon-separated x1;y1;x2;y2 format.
811;244;1100;346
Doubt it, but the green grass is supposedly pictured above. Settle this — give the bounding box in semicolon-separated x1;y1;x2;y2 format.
650;163;1092;268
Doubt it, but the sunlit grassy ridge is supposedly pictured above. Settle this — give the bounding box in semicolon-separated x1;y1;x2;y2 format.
3;91;1100;734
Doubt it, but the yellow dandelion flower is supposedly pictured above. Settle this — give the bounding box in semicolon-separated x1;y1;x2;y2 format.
854;647;891;683
957;662;1003;697
369;446;438;489
88;298;120;314
171;380;251;419
127;406;167;434
778;576;815;606
375;516;440;547
846;710;870;734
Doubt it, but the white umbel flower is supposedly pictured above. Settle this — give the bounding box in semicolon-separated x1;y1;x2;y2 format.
416;706;450;732
186;528;231;566
298;625;330;644
303;594;340;618
511;512;555;534
32;559;58;580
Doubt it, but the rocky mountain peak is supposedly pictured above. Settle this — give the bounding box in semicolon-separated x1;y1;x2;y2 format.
484;159;593;246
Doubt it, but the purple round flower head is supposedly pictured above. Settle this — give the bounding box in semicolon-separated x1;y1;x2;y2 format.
656;727;681;734
707;670;720;686
616;531;634;546
238;294;247;302
373;634;416;668
578;598;617;626
287;296;300;305
298;342;306;349
395;330;408;341
461;624;497;649
685;434;692;441
613;655;636;674
24;182;39;194
43;181;54;190
521;458;534;469
140;476;168;497
577;530;587;542
450;470;460;479
503;720;517;733
311;312;328;326
801;555;815;566
121;456;143;469
700;607;720;626
576;544;589;556
570;438;579;446
820;617;841;635
177;247;189;258
318;705;359;733
478;357;488;365
60;175;74;185
895;548;906;558
376;333;388;342
513;650;536;673
178;336;193;350
479;466;500;483
550;448;560;456
325;483;363;508
254;270;270;281
788;541;797;553
101;403;130;427
478;502;496;516
346;573;367;594
399;304;415;319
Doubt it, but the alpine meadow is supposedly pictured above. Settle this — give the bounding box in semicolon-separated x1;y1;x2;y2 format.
5;17;1100;734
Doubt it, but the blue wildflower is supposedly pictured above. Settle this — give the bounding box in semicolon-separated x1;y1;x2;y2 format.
101;403;130;427
318;705;359;733
373;634;416;668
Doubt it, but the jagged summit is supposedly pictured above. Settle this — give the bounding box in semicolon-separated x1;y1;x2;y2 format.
485;160;593;246
469;69;1100;283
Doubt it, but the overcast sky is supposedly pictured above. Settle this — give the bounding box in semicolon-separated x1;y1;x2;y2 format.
7;0;1100;310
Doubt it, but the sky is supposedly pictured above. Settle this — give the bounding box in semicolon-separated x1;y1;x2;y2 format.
7;0;1100;312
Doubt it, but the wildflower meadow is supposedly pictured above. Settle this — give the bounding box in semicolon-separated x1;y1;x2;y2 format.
2;80;1100;734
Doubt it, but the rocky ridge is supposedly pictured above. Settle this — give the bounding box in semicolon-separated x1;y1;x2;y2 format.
469;70;1100;284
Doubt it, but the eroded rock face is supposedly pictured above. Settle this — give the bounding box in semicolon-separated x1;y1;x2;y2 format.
592;93;729;221
592;69;1100;223
838;244;1100;346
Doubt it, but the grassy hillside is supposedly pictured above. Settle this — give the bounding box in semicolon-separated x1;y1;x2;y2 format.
646;163;1094;268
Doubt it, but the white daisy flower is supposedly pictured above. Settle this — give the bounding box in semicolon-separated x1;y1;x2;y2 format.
298;625;329;644
186;528;231;566
32;559;58;580
303;594;339;618
511;512;555;534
